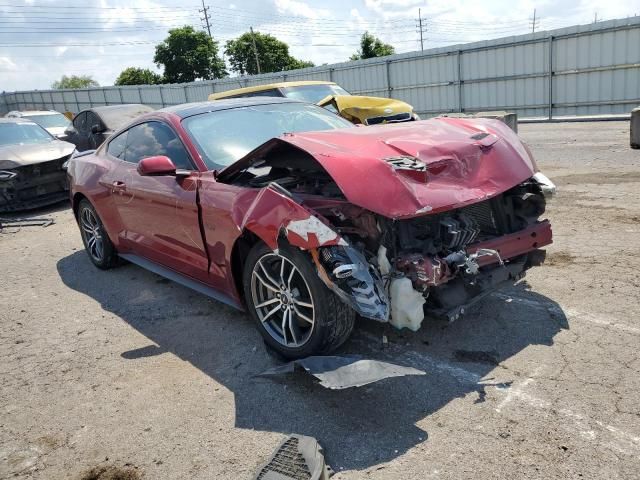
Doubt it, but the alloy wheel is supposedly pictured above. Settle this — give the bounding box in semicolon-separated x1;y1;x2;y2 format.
80;207;104;263
250;253;315;348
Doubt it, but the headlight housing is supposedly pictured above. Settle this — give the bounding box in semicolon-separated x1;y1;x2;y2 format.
0;170;18;182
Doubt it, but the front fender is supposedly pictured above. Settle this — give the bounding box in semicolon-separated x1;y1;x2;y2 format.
240;183;389;321
240;183;346;251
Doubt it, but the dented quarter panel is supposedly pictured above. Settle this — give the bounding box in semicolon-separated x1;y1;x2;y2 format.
223;117;537;219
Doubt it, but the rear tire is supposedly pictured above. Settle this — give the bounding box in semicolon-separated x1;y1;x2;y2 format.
77;199;119;269
243;242;355;359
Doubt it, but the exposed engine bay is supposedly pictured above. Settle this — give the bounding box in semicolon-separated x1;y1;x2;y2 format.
221;141;554;332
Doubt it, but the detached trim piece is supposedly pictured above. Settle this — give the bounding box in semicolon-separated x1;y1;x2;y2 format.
254;435;332;480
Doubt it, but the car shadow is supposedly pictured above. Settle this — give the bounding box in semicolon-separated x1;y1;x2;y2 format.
56;250;568;471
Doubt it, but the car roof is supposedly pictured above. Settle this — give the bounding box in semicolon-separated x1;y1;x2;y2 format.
7;110;60;116
86;104;154;130
208;80;336;100
160;97;304;119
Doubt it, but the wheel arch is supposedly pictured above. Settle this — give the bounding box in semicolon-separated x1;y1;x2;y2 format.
230;229;262;305
72;192;87;219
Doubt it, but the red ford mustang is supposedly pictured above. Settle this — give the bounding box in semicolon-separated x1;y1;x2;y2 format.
67;97;554;358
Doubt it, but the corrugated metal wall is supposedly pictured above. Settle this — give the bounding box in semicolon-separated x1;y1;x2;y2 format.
2;17;639;118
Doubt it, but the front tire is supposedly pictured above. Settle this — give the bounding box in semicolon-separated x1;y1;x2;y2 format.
77;199;119;269
243;243;355;359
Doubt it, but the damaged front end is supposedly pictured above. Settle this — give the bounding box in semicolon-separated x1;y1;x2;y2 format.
303;179;551;330
316;95;417;125
219;117;554;331
310;244;389;321
0;155;71;212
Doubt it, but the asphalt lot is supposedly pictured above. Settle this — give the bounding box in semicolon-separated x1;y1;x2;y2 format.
1;121;639;479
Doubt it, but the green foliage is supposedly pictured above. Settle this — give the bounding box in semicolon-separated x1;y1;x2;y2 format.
350;31;395;61
286;58;315;71
154;26;226;83
115;67;162;86
51;75;99;89
225;31;314;75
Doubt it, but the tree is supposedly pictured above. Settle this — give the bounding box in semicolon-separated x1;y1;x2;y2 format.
350;31;395;61
115;67;162;86
154;26;226;83
51;75;99;89
286;58;315;71
225;31;314;75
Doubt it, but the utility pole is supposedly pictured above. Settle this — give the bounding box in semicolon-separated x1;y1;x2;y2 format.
594;12;598;23
530;8;538;33
250;27;261;74
416;8;426;51
199;0;212;39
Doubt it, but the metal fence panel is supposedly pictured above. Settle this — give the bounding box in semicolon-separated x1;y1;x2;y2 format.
1;17;639;119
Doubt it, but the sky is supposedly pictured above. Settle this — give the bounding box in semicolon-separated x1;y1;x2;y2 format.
0;0;639;92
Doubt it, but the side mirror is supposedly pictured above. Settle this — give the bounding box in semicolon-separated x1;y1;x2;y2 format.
137;156;177;176
90;124;102;134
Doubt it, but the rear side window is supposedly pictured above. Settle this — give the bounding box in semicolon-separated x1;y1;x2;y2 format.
107;131;127;159
124;121;193;169
223;89;282;99
86;112;101;131
73;112;87;132
243;89;282;98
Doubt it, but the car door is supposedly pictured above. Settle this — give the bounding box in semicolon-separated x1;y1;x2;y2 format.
107;121;209;282
68;112;88;150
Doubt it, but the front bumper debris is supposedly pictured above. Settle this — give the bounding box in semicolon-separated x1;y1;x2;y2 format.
0;157;70;212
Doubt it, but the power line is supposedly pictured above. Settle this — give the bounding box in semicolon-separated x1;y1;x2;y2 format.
0;2;414;26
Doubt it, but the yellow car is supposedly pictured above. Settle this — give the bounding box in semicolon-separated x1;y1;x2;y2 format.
208;80;418;125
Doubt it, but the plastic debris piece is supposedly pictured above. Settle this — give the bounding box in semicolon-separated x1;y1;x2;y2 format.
0;217;54;230
254;434;332;480
257;355;425;390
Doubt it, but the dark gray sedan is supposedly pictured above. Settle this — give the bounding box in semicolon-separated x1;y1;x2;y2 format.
65;104;153;151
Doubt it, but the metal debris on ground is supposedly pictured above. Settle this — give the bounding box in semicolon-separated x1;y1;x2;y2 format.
0;217;55;230
257;355;425;390
254;435;332;480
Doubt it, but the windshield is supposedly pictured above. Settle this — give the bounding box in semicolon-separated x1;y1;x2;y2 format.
0;122;53;146
183;102;353;170
281;84;350;104
23;113;70;129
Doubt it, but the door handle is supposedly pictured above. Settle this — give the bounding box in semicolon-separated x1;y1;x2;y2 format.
112;181;126;193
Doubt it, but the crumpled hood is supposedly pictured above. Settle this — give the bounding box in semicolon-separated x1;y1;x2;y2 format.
223;117;536;219
317;95;413;123
0;140;75;169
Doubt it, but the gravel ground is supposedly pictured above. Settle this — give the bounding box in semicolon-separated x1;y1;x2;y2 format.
1;121;639;480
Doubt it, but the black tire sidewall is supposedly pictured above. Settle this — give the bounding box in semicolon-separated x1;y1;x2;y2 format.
77;199;117;269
